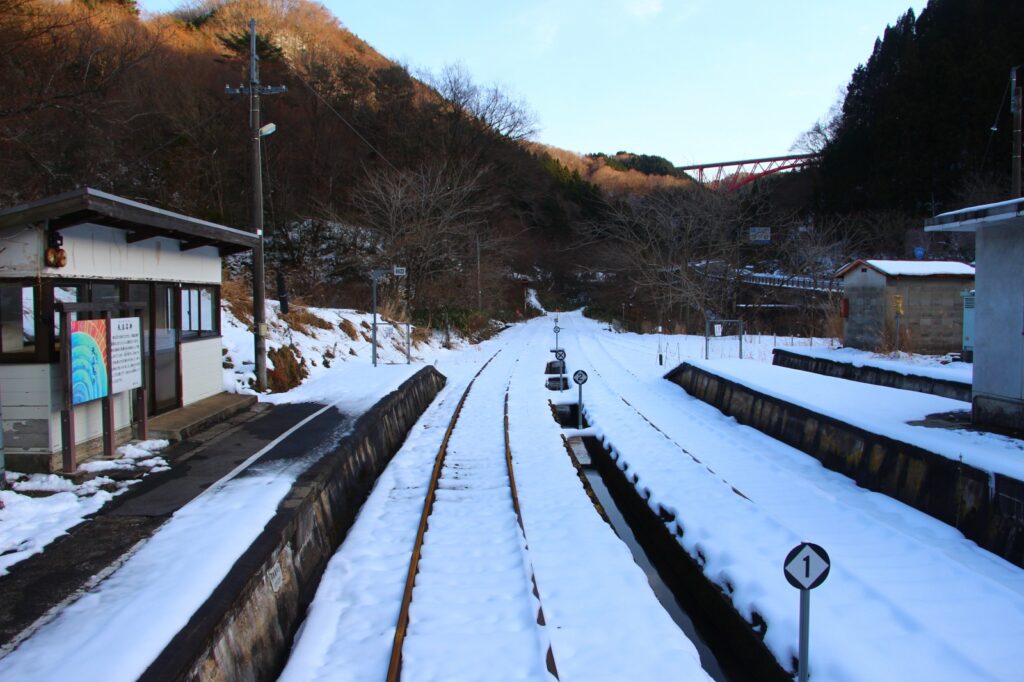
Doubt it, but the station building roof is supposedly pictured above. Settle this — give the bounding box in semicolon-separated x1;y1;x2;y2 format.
925;197;1024;233
0;187;258;256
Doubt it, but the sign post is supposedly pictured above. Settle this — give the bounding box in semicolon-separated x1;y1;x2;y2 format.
553;325;560;351
555;349;566;392
573;369;588;429
892;294;904;352
784;542;831;682
371;265;407;367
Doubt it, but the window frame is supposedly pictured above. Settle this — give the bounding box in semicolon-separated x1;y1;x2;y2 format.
179;284;221;341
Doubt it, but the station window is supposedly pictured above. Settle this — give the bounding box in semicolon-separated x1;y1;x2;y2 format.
181;285;219;338
0;284;36;355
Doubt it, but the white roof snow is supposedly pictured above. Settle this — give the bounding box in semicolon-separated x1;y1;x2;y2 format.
838;259;974;278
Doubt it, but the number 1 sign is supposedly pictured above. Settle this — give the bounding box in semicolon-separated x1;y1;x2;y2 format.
784;542;831;682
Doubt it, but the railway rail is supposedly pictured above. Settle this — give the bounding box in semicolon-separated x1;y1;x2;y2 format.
386;352;559;682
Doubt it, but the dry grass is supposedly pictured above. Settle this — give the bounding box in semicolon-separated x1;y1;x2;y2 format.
411;325;432;348
379;298;409;323
222;276;253;327
267;344;308;393
339;318;359;341
280;306;334;336
825;309;844;344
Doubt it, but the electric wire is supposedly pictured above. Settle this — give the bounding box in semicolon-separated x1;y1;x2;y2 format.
286;65;401;173
980;79;1010;173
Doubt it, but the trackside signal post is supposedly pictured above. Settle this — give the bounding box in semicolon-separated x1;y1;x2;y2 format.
784;542;831;682
573;370;588;429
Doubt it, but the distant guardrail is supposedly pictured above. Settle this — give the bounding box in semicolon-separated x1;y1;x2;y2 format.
739;272;843;293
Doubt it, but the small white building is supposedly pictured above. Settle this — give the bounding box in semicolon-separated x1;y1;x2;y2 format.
926;198;1024;431
0;188;256;472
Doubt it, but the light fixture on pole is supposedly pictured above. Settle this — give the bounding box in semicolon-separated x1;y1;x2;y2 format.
225;18;287;392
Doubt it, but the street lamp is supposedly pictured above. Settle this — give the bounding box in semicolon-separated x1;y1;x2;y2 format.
371;265;407;366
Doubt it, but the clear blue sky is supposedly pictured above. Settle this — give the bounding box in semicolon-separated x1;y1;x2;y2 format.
139;0;926;165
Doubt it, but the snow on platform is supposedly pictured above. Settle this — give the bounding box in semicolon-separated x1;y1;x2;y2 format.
777;345;972;385
688;357;1023;481
560;311;1024;682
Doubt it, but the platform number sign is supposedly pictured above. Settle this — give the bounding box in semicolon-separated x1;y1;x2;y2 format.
784;542;830;682
572;370;588;385
784;542;830;590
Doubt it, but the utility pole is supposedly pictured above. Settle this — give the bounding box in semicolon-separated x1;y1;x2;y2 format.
476;233;482;311
226;18;286;392
1012;65;1022;199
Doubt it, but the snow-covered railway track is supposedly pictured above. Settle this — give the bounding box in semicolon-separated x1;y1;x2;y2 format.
386;351;558;682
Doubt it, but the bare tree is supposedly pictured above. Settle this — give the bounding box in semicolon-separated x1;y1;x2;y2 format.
424;63;537;167
584;187;747;329
791;87;844;155
352;159;509;309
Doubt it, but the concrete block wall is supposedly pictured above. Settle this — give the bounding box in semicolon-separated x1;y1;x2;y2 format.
842;271;971;354
771;348;971;402
140;366;447;682
666;362;1024;567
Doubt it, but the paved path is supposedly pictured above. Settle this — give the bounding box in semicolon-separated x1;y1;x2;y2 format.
0;400;341;651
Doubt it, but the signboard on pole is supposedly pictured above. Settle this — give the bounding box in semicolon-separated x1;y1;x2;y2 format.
784;542;831;682
110;317;142;394
70;319;109;405
784;543;831;590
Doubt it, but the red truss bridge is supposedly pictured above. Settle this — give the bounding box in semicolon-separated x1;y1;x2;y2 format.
677;153;820;191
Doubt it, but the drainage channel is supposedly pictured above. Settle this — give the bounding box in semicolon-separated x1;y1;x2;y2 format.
552;400;729;682
582;467;728;681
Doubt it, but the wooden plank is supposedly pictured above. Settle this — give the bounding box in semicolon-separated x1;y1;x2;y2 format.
3;418;50;448
0;364;50;380
2;404;51;420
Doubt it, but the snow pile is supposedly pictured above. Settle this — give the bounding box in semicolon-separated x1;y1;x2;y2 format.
80;439;171;474
525;288;546;313
0;439;171;576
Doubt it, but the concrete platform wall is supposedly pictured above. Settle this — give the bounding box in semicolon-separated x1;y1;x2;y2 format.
140;366;447;682
666;363;1024;567
771;348;971;402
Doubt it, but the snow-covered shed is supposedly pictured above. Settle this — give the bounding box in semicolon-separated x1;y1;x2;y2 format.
0;188;257;472
835;259;974;355
926;198;1024;431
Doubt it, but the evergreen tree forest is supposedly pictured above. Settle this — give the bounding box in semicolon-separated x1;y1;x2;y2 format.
816;0;1024;219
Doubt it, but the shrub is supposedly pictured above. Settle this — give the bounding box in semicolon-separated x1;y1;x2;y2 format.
267;344;308;392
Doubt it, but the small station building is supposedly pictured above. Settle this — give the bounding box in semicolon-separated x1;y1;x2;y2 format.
835;259;975;355
0;188;256;472
926;198;1024;431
